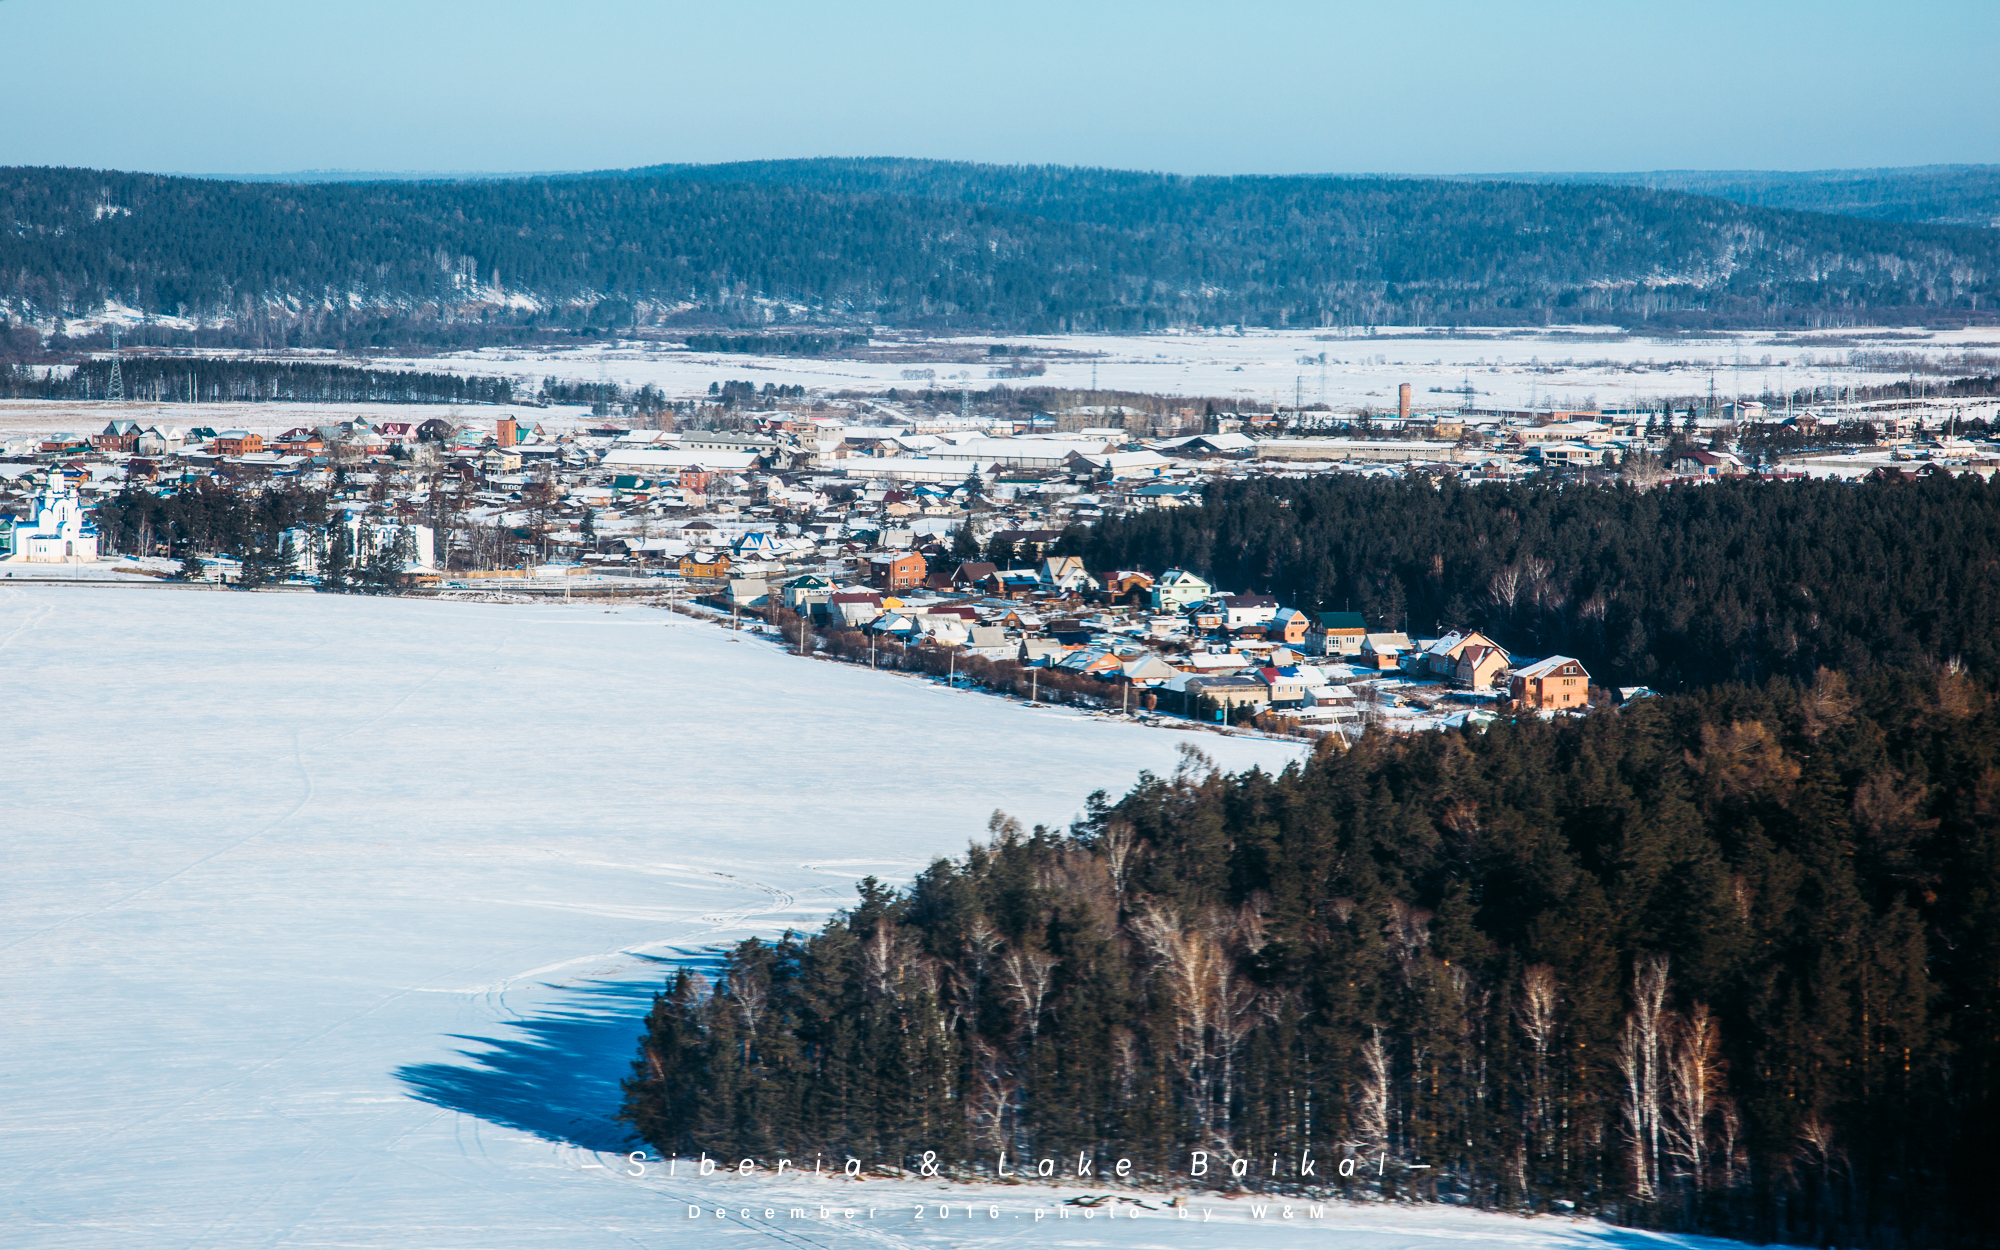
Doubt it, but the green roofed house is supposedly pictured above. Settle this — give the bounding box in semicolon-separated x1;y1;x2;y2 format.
1309;611;1368;656
1152;568;1213;611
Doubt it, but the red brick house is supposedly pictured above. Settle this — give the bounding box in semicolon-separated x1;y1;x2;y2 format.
868;550;928;592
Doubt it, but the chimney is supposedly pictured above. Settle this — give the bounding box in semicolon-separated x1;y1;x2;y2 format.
1398;383;1412;421
497;416;517;449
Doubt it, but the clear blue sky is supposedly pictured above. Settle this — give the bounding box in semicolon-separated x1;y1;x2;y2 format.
1;0;1994;176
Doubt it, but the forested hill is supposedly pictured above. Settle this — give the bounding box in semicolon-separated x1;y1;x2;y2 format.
1055;472;2000;691
4;158;2000;345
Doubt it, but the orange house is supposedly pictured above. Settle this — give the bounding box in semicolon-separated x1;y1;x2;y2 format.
1268;608;1310;645
1511;655;1590;709
213;430;264;456
679;550;732;579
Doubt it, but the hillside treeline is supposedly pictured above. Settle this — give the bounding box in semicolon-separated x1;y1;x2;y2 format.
4;160;2000;343
622;673;1998;1248
0;357;513;405
1055;474;2000;690
1490;166;2000;229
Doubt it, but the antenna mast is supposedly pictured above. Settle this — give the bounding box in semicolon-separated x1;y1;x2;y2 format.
108;326;125;402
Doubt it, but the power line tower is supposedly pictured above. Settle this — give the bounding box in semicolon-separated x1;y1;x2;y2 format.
108;326;125;402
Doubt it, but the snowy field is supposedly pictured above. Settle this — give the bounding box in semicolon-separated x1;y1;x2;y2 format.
8;324;1997;444
373;324;2000;413
1;586;1319;1248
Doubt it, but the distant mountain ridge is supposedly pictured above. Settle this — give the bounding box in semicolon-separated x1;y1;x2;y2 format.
1472;166;2000;229
2;157;1997;348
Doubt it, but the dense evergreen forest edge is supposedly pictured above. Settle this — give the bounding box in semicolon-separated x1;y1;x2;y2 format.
4;158;1999;349
623;473;2000;1248
1053;474;2000;693
623;674;1999;1249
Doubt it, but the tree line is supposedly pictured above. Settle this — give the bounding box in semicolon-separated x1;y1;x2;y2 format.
622;670;1997;1248
93;479;418;592
0;356;513;404
1053;473;2000;690
683;332;870;355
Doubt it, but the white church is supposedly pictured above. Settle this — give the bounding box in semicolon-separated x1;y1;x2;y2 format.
1;482;100;563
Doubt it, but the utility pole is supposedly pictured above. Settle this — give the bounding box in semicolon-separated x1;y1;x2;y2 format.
1030;666;1037;704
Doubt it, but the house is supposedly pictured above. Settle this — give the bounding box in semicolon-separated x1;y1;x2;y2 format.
1306;683;1357;710
213;430;263;456
1361;632;1412;671
1020;638;1065;666
990;569;1043;599
1;481;99;562
680;549;732;579
1673;449;1745;477
1039;555;1095;593
1454;643;1510;690
960;624;1008;652
273;427;327;456
1119;655;1179;686
866;550;927;591
727;577;769;607
92;420;142;453
1217;593;1280;629
1268;607;1310;645
1055;648;1125;677
134;426;182;456
1129;481;1199;508
782;574;832;612
1418;630;1506;680
1168;651;1250;676
829;590;885;627
947;561;998;591
1100;570;1154;606
1153;568;1213;611
1183;674;1271;720
1258;666;1311;708
1309;611;1368;656
1512;655;1590;710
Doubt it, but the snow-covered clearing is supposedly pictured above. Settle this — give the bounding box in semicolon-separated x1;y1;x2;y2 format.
6;325;1995;444
1;586;1323;1248
377;325;2000;412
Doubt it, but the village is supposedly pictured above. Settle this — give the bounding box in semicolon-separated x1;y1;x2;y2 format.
2;379;1989;737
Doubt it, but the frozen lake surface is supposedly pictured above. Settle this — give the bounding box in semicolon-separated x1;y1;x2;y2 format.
0;586;1303;1247
0;586;1770;1250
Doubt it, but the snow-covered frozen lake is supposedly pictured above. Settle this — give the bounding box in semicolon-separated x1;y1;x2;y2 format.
0;586;1309;1247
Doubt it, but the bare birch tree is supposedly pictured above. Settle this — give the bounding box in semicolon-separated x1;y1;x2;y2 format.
1617;954;1671;1199
1664;1000;1726;1189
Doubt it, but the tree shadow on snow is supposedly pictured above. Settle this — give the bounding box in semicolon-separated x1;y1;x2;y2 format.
395;956;689;1153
